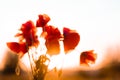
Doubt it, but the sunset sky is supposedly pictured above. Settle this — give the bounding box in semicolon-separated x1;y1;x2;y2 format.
0;0;120;70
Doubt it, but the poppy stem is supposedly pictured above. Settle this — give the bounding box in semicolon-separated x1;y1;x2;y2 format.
27;50;35;80
58;40;65;78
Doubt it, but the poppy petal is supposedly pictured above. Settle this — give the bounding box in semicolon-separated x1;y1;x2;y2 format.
16;20;39;47
7;42;28;54
44;25;61;55
7;42;20;53
45;39;60;55
80;50;97;66
36;14;50;27
44;25;61;39
63;27;80;53
19;42;28;54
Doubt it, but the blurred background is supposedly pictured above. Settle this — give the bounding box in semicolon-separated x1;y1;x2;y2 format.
0;0;120;80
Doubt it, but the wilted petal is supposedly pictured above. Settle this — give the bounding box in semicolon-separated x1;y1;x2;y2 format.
63;27;80;53
80;50;97;66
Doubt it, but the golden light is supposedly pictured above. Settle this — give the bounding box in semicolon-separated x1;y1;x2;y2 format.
0;0;120;74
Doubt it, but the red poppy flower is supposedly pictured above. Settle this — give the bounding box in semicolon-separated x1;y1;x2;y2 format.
80;50;97;66
63;27;80;53
36;14;50;28
7;42;28;54
15;20;39;47
43;25;61;55
44;25;61;39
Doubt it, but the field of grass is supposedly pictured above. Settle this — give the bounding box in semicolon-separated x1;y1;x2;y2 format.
0;62;120;80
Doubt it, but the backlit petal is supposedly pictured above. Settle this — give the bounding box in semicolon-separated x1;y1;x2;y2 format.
63;27;80;53
44;25;61;55
7;42;28;55
7;42;20;53
36;14;50;27
80;50;97;66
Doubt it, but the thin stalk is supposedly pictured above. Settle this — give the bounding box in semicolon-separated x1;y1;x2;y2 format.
58;38;65;78
27;30;36;80
27;50;35;80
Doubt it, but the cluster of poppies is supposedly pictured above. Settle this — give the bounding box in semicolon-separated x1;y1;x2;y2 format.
6;14;96;66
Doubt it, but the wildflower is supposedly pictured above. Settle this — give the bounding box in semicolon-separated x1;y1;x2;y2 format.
6;13;97;80
80;50;97;66
43;25;62;55
36;14;50;28
36;14;61;56
63;27;80;53
15;20;39;47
